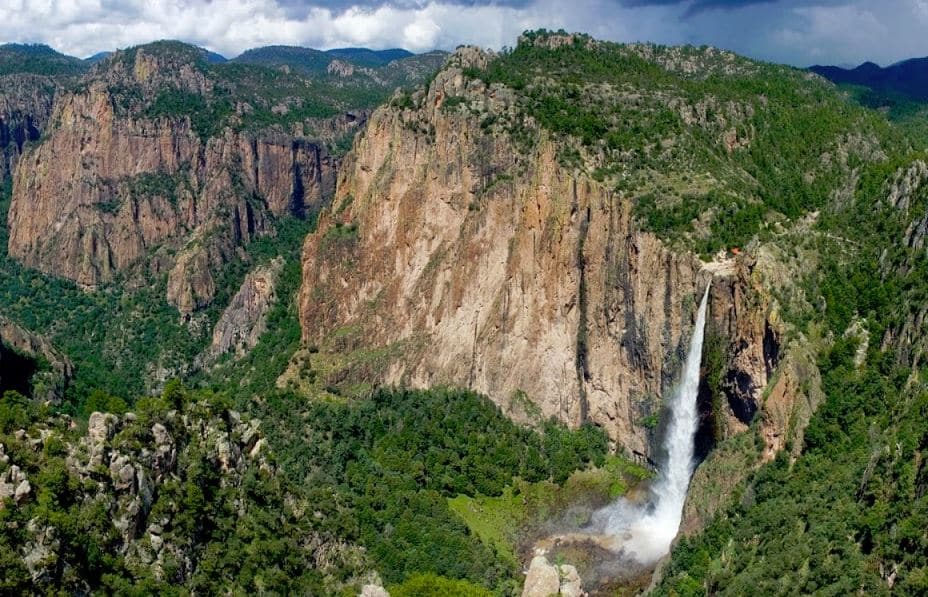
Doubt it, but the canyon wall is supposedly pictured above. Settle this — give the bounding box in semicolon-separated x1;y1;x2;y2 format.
7;46;341;312
298;50;792;461
0;74;59;182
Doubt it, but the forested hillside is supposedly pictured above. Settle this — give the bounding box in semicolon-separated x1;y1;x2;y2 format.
469;32;928;594
657;155;928;594
0;43;88;77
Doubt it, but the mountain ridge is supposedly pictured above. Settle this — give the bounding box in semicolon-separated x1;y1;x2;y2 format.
811;56;928;101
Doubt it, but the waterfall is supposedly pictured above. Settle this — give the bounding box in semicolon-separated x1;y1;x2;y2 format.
596;283;711;565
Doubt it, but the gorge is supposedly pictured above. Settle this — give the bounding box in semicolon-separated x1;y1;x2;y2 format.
1;28;927;596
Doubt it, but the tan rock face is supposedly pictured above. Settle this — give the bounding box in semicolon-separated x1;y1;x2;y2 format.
299;48;797;472
297;52;731;459
360;584;390;597
203;257;284;362
706;257;781;433
7;47;337;312
522;555;586;597
682;248;821;534
523;556;561;597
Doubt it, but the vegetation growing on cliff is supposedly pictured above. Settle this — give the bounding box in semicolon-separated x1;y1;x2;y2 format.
7;27;928;595
658;153;928;593
98;40;445;137
464;32;900;256
1;376;614;594
0;383;364;594
659;339;928;594
0;178;313;409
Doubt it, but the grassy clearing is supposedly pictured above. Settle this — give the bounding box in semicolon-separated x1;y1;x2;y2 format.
448;455;650;567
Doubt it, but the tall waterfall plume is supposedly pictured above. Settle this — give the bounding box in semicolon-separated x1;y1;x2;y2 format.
596;283;711;564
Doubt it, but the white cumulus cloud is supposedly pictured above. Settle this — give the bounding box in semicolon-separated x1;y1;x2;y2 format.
1;0;927;67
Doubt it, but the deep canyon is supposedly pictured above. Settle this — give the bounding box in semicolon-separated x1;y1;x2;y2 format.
0;30;927;596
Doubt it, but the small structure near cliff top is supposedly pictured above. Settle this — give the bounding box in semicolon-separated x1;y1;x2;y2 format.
702;252;738;277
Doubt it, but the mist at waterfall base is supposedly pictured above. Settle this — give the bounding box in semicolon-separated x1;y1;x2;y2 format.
591;284;711;566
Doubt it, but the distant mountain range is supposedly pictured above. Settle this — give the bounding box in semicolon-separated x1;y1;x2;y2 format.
0;43;87;76
810;57;928;102
0;42;438;79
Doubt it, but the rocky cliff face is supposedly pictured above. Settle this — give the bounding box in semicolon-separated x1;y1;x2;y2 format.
0;74;58;182
681;246;823;534
881;159;928;367
7;44;344;313
297;49;785;462
202;256;284;363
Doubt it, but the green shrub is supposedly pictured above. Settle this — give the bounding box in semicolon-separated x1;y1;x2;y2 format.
0;391;36;433
389;573;494;597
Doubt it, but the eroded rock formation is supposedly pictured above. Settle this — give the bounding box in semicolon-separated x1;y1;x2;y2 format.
202;256;284;363
7;45;342;313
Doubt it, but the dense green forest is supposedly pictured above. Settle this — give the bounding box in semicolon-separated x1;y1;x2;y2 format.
0;380;613;594
0;43;88;77
0;383;358;594
252;387;610;592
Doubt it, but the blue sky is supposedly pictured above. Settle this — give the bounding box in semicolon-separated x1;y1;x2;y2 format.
3;0;927;67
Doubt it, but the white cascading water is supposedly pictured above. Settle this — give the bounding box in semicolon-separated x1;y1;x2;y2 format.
596;284;711;565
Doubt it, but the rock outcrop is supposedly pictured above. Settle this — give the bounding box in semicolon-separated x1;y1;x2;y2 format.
7;43;343;313
682;245;823;534
522;555;585;597
360;583;390;597
880;160;928;367
202;256;284;362
0;397;371;590
0;463;31;507
704;257;782;437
